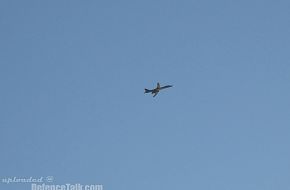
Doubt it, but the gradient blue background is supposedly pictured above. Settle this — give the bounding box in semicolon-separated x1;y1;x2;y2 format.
1;0;290;189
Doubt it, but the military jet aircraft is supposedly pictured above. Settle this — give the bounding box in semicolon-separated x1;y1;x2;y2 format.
144;82;173;97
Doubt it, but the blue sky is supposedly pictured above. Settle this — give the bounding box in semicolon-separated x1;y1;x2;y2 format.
1;0;290;189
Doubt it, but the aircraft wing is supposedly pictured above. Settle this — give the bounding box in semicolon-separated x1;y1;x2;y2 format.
153;92;159;97
160;85;173;90
157;82;161;89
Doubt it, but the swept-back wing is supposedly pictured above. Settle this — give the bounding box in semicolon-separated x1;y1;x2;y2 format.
160;85;173;90
153;92;159;97
157;82;161;89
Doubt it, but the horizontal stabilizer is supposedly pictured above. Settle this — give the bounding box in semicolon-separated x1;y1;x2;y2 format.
144;89;152;93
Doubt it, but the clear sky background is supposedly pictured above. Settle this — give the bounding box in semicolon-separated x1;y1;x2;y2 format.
1;0;290;190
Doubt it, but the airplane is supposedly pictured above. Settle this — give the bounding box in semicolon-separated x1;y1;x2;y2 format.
144;82;173;97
